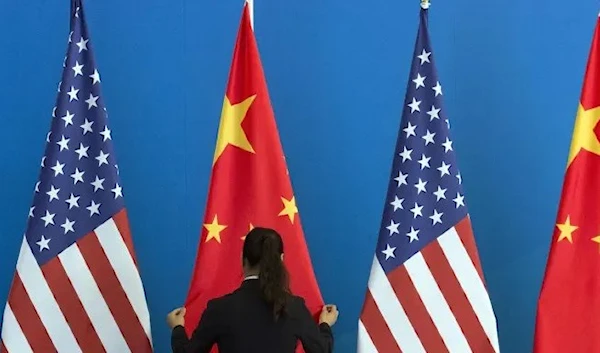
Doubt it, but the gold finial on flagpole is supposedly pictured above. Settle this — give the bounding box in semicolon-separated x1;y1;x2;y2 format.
421;0;430;9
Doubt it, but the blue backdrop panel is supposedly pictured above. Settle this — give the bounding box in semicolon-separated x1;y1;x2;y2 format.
0;1;597;352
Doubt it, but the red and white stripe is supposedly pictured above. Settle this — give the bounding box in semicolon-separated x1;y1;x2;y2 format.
0;210;152;353
358;217;500;353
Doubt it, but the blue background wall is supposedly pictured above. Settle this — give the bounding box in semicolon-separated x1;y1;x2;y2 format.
0;0;597;352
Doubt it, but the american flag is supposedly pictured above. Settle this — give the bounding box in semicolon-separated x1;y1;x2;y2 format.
0;1;153;352
357;6;500;353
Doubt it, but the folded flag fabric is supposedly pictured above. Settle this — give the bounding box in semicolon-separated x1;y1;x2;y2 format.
183;3;324;352
357;5;500;353
0;1;153;352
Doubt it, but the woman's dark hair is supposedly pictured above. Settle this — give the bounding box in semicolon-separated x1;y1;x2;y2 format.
242;227;291;320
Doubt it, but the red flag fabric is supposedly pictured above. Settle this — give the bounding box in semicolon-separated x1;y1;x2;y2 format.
533;16;600;353
183;2;324;350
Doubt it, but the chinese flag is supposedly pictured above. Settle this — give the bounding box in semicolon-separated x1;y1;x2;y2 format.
183;2;324;351
533;16;600;353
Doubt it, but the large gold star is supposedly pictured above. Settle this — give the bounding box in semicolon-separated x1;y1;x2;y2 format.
567;104;600;167
204;215;227;243
278;196;298;224
213;95;257;164
556;215;578;243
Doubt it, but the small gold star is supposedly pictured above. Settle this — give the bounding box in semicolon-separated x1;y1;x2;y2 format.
592;235;600;251
204;215;227;243
556;215;578;243
241;223;254;241
278;196;298;224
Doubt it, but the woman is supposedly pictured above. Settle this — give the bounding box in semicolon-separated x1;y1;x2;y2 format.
167;227;339;353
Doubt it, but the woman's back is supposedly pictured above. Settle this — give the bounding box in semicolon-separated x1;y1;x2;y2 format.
168;228;337;353
171;279;333;353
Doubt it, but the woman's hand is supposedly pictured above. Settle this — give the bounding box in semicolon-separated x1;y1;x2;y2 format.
319;304;339;326
166;307;186;328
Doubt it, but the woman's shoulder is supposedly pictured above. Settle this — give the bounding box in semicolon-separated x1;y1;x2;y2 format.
288;294;305;302
205;290;240;310
287;294;310;310
206;283;261;308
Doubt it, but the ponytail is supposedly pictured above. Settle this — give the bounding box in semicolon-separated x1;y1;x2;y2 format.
258;234;291;320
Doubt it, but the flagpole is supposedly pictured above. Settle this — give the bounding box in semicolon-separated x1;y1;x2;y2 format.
246;0;254;29
421;0;430;9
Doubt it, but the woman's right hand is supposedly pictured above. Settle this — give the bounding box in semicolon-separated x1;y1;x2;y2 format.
319;304;339;326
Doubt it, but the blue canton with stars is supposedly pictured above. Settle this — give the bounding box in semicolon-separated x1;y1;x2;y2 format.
24;1;124;266
376;9;469;274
